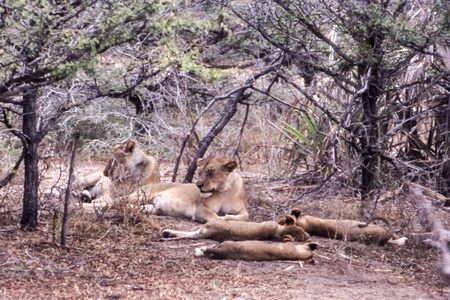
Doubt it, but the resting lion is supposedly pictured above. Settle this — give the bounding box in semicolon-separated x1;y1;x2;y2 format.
279;209;406;246
82;155;248;223
194;241;319;261
129;156;248;222
161;215;310;242
79;140;160;208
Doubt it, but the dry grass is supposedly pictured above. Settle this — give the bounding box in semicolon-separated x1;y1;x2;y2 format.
1;107;450;298
1;184;449;299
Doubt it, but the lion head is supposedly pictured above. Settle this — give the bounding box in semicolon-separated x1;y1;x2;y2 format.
280;215;310;242
103;140;160;186
196;156;238;194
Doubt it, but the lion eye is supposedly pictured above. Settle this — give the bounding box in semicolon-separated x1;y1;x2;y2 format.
283;235;294;242
205;170;213;176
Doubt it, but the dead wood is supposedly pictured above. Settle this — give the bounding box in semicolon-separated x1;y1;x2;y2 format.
61;133;79;246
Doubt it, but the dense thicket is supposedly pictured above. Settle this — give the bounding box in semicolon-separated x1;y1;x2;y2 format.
0;0;167;228
1;0;450;231
227;0;450;219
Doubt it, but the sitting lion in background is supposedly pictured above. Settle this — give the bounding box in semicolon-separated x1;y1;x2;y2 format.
194;241;319;261
161;215;310;242
279;209;407;246
79;140;160;208
79;168;114;203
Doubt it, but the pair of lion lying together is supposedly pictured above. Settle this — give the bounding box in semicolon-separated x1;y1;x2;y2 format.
161;209;406;261
162;216;318;261
79;140;247;223
79;140;405;261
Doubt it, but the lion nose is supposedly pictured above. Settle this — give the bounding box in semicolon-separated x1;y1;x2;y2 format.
196;183;204;189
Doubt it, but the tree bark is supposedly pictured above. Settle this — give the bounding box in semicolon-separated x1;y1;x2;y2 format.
359;77;379;220
183;89;244;183
61;133;78;246
183;65;276;183
20;90;39;230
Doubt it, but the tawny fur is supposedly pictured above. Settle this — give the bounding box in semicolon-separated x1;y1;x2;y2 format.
195;241;319;261
123;156;248;223
279;209;406;246
80;140;160;209
162;216;310;242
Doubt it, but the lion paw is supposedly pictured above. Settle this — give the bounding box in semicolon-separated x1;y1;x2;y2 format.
194;247;206;257
80;190;92;203
162;230;173;238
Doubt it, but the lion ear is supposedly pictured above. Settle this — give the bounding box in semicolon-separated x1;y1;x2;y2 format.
285;215;295;226
306;242;319;251
196;158;204;167
125;140;136;153
103;158;113;176
291;209;301;219
223;161;237;172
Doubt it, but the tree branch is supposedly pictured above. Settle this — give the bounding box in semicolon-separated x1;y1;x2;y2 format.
277;73;341;124
171;83;255;182
232;102;250;162
180;64;279;183
272;0;357;65
0;148;25;189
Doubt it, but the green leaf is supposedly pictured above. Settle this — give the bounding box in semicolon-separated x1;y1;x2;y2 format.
280;120;310;144
302;111;317;136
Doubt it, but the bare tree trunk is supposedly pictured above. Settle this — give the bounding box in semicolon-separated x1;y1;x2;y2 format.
20;90;39;230
61;133;78;246
359;79;379;220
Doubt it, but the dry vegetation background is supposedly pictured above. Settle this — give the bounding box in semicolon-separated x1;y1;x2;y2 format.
1;102;450;299
1;0;450;299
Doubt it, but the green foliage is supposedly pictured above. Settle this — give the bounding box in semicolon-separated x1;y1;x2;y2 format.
0;0;156;99
281;110;325;156
148;3;228;80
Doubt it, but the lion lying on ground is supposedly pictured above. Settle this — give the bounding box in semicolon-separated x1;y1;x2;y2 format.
82;155;248;223
79;140;160;207
128;156;248;222
194;241;319;261
161;215;310;242
279;209;406;246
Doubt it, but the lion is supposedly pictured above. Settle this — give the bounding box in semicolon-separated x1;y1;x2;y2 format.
194;241;319;261
279;209;407;246
79;168;114;203
82;155;248;223
161;215;310;242
129;156;248;223
79;140;160;207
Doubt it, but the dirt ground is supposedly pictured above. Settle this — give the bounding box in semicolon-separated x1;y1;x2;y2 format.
1;159;449;299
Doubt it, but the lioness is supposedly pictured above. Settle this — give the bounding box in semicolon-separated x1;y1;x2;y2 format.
82;155;248;222
80;140;160;208
194;241;319;261
279;209;406;246
161;215;310;242
79;169;114;203
125;156;248;222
